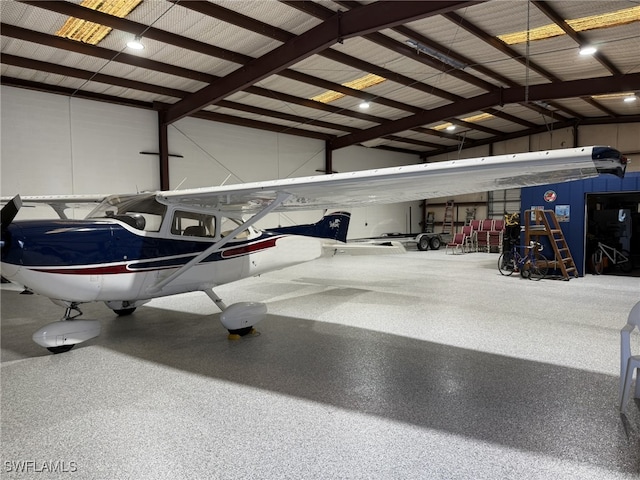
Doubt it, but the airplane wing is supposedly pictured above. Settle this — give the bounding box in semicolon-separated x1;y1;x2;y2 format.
157;146;627;213
2;146;626;216
0;195;107;219
0;195;107;204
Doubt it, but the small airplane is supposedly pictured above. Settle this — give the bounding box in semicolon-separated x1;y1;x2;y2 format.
0;146;627;353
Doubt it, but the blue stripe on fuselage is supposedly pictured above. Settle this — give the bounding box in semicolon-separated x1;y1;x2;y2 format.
1;219;279;270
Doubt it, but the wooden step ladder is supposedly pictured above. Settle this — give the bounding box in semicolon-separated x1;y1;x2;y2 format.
442;200;454;235
524;209;578;280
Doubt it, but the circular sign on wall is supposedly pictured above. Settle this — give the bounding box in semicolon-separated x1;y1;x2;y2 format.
544;190;557;202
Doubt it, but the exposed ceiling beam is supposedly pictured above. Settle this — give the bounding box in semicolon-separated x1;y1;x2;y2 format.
0;74;338;142
164;1;476;123
18;0;249;64
578;96;618;118
531;0;622;117
1;76;155;110
282;0;541;130
334;0;498;91
1;54;364;136
335;0;581;122
446;118;503;136
443;11;560;81
20;0;476;143
180;0;463;104
19;1;435;122
7;75;635;160
1;23;215;82
24;0;520;146
188;111;336;141
532;0;621;76
330;73;640;150
1;23;439;144
425;113;640;158
1;53;184;99
443;10;602;119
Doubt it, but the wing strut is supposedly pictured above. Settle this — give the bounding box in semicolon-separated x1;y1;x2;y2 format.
147;192;292;294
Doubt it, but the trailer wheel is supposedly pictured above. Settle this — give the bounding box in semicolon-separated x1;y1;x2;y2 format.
417;236;430;251
429;236;441;250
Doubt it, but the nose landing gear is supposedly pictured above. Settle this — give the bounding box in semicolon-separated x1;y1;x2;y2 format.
32;303;101;354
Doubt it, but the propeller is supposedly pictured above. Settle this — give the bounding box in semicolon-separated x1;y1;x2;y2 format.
0;195;22;247
1;195;22;230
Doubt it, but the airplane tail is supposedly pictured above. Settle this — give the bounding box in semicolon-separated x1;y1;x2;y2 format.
268;211;350;243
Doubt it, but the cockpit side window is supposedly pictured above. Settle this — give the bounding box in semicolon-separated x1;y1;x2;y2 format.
220;217;251;239
171;211;215;238
87;194;166;232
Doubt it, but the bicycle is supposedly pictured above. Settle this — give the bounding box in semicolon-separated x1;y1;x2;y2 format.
591;241;632;274
498;241;549;280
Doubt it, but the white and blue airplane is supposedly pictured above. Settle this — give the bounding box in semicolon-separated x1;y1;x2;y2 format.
0;146;627;353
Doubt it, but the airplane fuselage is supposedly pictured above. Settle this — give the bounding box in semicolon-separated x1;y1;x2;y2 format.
1;218;323;303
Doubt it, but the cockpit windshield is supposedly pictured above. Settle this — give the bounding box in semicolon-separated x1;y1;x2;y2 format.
87;194;167;232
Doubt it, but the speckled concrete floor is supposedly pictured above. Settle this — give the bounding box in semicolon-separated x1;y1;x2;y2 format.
2;250;639;479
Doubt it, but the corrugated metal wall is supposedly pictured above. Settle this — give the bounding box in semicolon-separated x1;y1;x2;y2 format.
521;172;640;276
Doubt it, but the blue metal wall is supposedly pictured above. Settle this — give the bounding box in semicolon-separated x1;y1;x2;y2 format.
520;172;640;276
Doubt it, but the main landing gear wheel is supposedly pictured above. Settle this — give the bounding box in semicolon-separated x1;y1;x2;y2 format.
227;326;258;340
114;307;136;316
47;345;74;354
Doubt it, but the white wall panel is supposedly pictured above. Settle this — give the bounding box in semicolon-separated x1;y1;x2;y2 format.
1;87;73;195
492;136;530;155
167;117;328;233
68;99;159;193
530;127;574;151
167;121;424;238
167;117;325;188
579;123;640;173
334;146;423;237
1;86;158;196
426;144;491;163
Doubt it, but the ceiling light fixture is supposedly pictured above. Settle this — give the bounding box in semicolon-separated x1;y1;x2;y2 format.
446;125;456;132
406;39;467;70
127;36;144;50
592;92;633;100
623;95;637;103
579;45;597;56
359;101;370;109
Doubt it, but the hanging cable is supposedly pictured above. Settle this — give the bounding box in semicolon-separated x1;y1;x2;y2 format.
525;1;530;105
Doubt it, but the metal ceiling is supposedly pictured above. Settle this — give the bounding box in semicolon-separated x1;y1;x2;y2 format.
1;0;639;158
